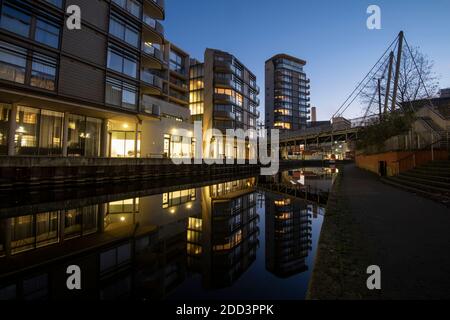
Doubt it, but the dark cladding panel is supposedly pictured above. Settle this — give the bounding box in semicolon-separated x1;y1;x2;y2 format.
66;0;109;31
61;26;106;66
59;57;105;103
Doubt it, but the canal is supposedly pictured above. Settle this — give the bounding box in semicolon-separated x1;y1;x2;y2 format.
0;167;337;300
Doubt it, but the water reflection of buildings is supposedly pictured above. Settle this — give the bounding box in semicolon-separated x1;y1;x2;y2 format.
280;167;338;191
187;179;259;289
265;194;313;278
0;177;257;300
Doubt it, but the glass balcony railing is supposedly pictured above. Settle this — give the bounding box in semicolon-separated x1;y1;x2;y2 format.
142;43;164;62
170;90;188;102
141;71;163;89
143;14;164;35
170;78;188;90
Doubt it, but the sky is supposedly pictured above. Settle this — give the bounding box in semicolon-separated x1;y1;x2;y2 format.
164;0;450;121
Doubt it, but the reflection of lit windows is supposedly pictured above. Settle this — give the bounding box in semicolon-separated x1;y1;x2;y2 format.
110;131;140;158
187;230;201;243
188;217;202;231
274;199;291;206
108;198;136;213
162;189;196;208
213;229;242;251
274;122;291;129
187;243;202;255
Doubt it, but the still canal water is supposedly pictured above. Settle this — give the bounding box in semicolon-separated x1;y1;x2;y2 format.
0;167;337;300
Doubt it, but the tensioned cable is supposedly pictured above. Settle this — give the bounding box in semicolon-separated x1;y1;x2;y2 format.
331;35;400;119
404;36;436;109
336;53;392;118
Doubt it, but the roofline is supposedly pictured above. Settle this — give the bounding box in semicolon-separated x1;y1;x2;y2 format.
266;53;307;66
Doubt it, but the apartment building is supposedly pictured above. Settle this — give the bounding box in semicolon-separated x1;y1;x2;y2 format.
0;0;194;159
189;49;260;160
265;54;311;130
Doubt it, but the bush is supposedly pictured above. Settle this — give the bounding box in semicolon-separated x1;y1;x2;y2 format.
356;112;415;151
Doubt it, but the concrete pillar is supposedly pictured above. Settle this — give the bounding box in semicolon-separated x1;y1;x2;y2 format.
62;112;69;157
7;104;18;156
134;122;139;158
100;119;109;157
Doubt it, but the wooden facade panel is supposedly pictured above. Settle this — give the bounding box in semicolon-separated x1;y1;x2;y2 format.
61;26;106;66
59;57;105;103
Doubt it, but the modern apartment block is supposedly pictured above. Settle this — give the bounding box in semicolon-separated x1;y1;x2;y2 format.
0;0;194;159
265;54;311;130
189;49;260;159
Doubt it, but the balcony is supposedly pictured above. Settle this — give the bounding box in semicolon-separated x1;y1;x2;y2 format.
214;93;234;104
141;43;165;69
169;90;189;104
140;71;163;94
214;75;233;88
142;14;164;43
214;59;233;73
169;77;188;91
214;110;235;120
250;96;260;105
143;0;165;20
141;101;161;117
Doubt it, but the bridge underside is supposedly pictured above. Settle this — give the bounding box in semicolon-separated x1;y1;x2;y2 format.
278;128;360;160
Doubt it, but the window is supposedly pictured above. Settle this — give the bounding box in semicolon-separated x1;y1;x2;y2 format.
0;104;10;155
189;103;204;116
30;53;57;90
107;46;137;78
15;106;63;155
45;0;63;8
0;41;26;84
67;114;102;157
189;90;203;104
0;4;31;37
214;88;243;107
106;77;138;111
110;131;139;158
0;3;61;48
15;106;39;155
109;16;139;48
35;19;60;48
169;51;184;74
112;0;141;18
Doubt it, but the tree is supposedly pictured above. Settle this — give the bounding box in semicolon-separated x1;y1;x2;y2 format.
361;46;440;115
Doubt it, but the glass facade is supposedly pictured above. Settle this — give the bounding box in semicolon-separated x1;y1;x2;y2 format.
0;41;57;91
110;131;140;158
15;106;63;155
0;2;61;49
0;103;10;155
163;133;194;159
105;77;138;111
0;41;27;84
109;15;140;48
270;56;310;130
67;115;102;157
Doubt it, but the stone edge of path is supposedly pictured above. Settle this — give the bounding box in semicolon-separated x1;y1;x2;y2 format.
306;165;381;300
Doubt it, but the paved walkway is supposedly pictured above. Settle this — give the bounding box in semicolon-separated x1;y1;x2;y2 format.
341;164;450;299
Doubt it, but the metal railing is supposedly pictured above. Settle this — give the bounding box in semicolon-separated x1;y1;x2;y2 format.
392;133;449;175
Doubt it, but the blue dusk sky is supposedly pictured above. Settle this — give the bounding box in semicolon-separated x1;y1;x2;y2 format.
165;0;450;121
